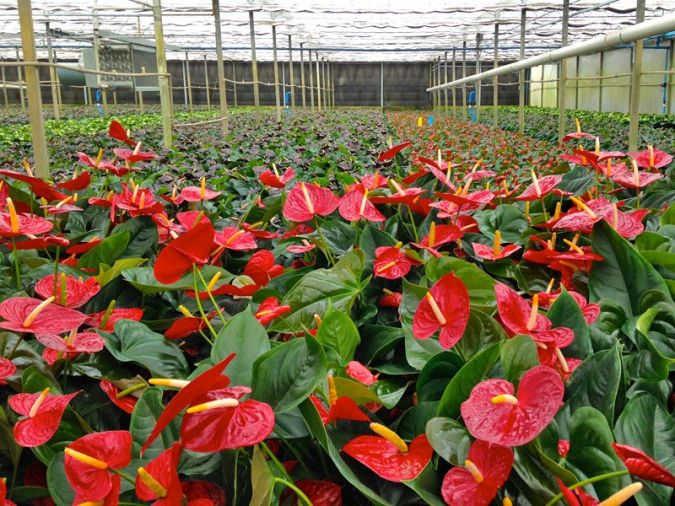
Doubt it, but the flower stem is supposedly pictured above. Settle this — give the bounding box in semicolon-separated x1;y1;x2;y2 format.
273;478;313;506
407;207;419;242
111;468;136;486
543;470;629;506
195;268;227;326
191;265;216;343
313;218;336;266
11;238;21;290
259;442;313;506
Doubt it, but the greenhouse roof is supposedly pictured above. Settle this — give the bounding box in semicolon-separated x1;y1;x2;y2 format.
0;0;673;62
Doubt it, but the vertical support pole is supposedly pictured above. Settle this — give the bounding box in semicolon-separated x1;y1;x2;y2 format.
308;48;314;110
182;57;188;106
153;0;173;148
288;35;295;109
628;0;645;151
451;48;456;116
1;66;8;108
316;51;322;112
519;8;526;134
557;0;570;142
92;13;108;116
429;62;433;110
667;39;674;115
324;59;329;109
138;67;144;113
493;22;499;128
444;51;448;114
212;0;229;135
575;54;580;109
476;33;482;123
380;61;384;110
15;48;25;111
598;50;604;113
437;56;441;112
332;62;336;107
300;42;306;108
272;24;281;122
185;50;193;112
249;10;260;107
17;0;48;177
232;61;238;107
462;39;467;120
113;90;117;105
204;55;210;110
45;22;60;120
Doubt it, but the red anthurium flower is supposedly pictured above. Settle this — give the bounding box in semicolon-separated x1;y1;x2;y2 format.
294;480;342;506
242;221;280;240
538;289;601;325
339;187;385;222
514;173;563;201
36;330;104;355
412;222;464;256
612;443;675;487
466;170;496;182
373;244;419;279
114;183;165;218
244;250;284;286
9;389;79;447
65;430;132;502
177;210;211;229
377;141;412;162
255;297;291;325
346;361;379;386
214;227;257;251
259;165;295;188
0;169;67;202
99;380;138;414
561;120;595;143
56;170;91;192
413;273;470;349
154;221;215;284
628;145;672;170
555;478;599;506
180;386;275;452
370;180;425;206
343;423;432;482
109;119;136;146
67;237;102;255
473;230;521;261
40;200;82;216
181;177;222;202
0;357;16;384
461;365;565;446
1;477;16;506
361;172;389;190
113;147;157;163
612;161;663;189
9;233;69;250
0;297;86;335
0;198;53;238
85;307;144;331
287;240;317;254
283;183;339;222
78;150;125;173
310;375;371;425
432;189;494;217
181;480;226;505
441;439;514;506
35;273;100;308
136;443;182;505
380;289;402;308
558;439;571;458
164;307;213;339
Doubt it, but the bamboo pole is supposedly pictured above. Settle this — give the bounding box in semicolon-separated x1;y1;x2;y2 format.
272;24;281;122
288;34;295;109
308;47;314;110
628;0;645;151
204;55;210;109
519;8;526;134
300;42;306;108
557;0;569;142
153;0;173;148
668;39;674;114
212;0;228;135
1;66;8;108
17;0;49;177
45;22;60;120
315;51;321;112
15;48;25;111
185;50;193;111
249;10;260;107
232;61;237;107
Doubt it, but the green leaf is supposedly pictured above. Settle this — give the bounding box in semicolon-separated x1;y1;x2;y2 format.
438;342;501;419
501;335;539;384
114;216;159;258
454;309;506;360
122;264;233;294
425;256;496;312
269;250;365;333
357;325;403;364
130;387;177;460
46;453;75;506
315;304;361;362
250;445;276;506
252;336;327;414
589;220;672;317
425;417;471;466
78;230;129;270
474;204;529;244
615;393;675;506
567;407;626;499
333;377;380;405
102;320;189;378
210;309;270;387
547;287;592;359
319;218;357;256
416;352;464;402
95;257;146;287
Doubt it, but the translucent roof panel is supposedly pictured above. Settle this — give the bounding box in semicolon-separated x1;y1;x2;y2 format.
0;1;673;62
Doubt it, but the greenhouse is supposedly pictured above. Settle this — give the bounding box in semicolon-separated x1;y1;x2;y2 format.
0;0;674;504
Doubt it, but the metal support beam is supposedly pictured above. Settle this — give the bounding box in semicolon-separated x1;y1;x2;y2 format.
451;48;456;116
380;61;384;110
213;0;228;135
153;0;173;148
558;0;570;142
462;39;467;119
17;0;48;177
668;39;674;114
288;35;295;109
204;55;210;110
493;23;499;128
519;8;526;135
444;51;448;114
628;0;645;152
308;48;314;110
249;10;260;106
92;12;107;115
272;24;281;122
300;42;306;108
437;56;442;112
598;50;604;112
476;33;482;122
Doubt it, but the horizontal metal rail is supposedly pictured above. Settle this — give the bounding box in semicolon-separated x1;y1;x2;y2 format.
428;13;675;91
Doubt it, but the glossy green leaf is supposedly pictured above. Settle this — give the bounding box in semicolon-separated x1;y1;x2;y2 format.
425;417;471;466
500;334;539;384
316;304;361;361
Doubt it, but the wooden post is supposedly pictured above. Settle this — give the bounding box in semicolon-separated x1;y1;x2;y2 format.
1;66;8;108
249;10;260;106
153;0;173;148
519;8;526;134
288;34;295;109
308;47;314;110
315;51;322;112
462;39;467;119
493;22;499;128
322;58;328;109
668;39;674;114
212;0;229;135
45;22;60;120
300;42;306;108
17;0;49;177
558;0;569;142
232;61;237;107
452;48;456;116
181;58;188;106
272;24;281;122
204;55;211;109
628;0;645;151
15;48;25;111
185;50;193;112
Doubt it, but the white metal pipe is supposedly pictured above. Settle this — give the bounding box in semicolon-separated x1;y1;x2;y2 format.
428;13;675;92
